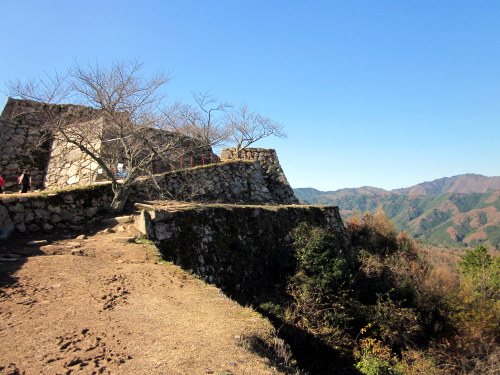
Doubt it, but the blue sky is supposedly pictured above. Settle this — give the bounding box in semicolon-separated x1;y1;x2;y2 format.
1;0;499;190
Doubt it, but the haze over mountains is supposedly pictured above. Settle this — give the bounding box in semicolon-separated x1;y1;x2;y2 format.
294;174;500;250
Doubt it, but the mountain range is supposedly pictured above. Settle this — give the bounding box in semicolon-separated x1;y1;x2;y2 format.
294;174;500;250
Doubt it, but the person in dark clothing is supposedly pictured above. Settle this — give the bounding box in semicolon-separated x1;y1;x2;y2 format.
19;169;31;193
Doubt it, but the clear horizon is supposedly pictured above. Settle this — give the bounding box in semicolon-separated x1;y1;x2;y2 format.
294;172;500;192
1;1;499;191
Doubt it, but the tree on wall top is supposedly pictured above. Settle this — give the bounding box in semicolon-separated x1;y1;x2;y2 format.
175;92;287;154
226;104;286;153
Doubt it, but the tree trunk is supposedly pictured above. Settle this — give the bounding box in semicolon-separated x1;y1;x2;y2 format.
110;186;130;213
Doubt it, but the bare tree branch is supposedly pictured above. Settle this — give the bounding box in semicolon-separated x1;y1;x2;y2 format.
6;60;186;212
225;104;286;153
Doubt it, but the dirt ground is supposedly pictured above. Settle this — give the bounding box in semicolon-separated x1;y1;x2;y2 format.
0;212;291;375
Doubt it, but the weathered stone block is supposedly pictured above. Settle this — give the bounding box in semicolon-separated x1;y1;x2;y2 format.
9;203;24;213
0;205;14;239
35;209;51;220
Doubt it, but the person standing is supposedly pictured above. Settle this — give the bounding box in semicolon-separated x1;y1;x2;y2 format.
19;169;31;193
0;175;5;194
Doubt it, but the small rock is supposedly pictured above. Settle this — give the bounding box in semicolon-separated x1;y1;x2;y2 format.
112;237;136;243
100;228;115;234
101;215;134;225
76;235;87;240
71;249;84;256
27;240;48;246
66;242;82;248
117;225;127;232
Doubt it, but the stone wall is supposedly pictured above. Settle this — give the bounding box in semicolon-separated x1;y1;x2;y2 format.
44;119;104;189
0;158;297;238
0;98;103;191
0;185;113;239
220;148;298;204
131;160;295;204
136;203;348;299
0;98;50;190
0;98;221;191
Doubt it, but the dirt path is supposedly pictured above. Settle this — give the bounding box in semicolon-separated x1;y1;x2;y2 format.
0;215;290;375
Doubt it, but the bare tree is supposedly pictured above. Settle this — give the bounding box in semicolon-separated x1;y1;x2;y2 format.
225;104;286;153
173;92;231;148
6;60;198;212
7;70;71;104
6;62;287;212
69;60;181;211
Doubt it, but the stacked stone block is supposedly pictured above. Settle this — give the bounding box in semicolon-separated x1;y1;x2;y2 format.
0;184;113;238
44;119;104;189
0;98;221;191
220;148;299;204
137;204;348;297
0;98;50;190
132;161;276;204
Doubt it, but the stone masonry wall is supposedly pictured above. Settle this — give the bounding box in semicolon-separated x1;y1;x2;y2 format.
44;119;104;189
136;204;348;299
0;98;103;191
131;160;294;204
1;98;222;191
0;98;50;190
220;148;298;204
0;184;113;239
0;159;296;238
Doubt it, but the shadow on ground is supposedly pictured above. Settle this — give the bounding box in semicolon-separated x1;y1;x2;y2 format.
0;210;138;289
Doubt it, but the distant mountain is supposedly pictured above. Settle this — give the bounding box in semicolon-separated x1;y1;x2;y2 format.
294;174;500;250
392;174;500;195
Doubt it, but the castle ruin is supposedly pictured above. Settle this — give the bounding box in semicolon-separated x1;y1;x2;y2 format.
0;98;298;205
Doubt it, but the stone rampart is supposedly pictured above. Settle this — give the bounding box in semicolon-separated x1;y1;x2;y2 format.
0;185;113;238
136;203;348;299
220;148;298;204
0;99;50;189
132;160;297;204
1;98;221;191
0;159;298;237
44;118;105;189
0;98;103;191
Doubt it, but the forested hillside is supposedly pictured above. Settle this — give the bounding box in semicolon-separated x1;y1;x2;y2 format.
294;175;500;249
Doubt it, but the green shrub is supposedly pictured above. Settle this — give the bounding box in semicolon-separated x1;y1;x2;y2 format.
355;355;402;375
459;245;499;299
354;338;402;375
